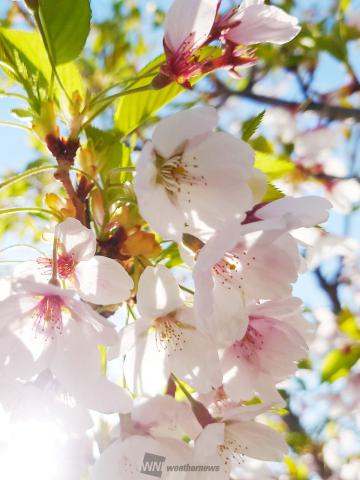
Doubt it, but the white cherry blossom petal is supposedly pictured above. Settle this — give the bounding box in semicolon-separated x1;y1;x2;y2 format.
227;4;301;46
74;256;133;305
55;218;97;262
164;0;218;53
153;106;218;159
137;266;184;319
51;321;132;414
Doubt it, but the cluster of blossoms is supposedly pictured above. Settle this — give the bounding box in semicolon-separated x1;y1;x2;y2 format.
154;0;300;88
0;0;336;479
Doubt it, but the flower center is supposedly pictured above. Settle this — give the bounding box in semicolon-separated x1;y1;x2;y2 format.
231;323;264;361
37;253;76;280
33;295;64;339
57;253;76;279
218;432;247;471
157;153;207;199
151;312;185;352
213;247;256;293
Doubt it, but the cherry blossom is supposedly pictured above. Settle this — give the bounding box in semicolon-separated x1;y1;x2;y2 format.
190;403;288;478
110;265;222;395
221;298;308;403
92;395;198;480
134;107;267;241
193;196;331;345
218;0;301;47
38;218;134;305
0;279;132;413
155;0;300;87
0;369;93;435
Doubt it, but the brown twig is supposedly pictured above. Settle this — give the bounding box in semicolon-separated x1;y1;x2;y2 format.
46;134;88;225
213;79;360;122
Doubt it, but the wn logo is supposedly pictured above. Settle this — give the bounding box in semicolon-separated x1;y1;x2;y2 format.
141;452;166;478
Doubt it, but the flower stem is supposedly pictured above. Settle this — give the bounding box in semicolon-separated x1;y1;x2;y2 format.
171;374;216;428
0;164;102;194
0;207;62;220
49;236;60;286
80;84;154;132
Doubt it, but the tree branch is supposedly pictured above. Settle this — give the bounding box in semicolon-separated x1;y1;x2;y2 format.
213;81;360;122
314;268;342;314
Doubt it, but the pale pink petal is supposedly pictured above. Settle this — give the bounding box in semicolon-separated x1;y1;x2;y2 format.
226;421;288;461
257;196;331;228
134;143;185;240
248;169;268;204
164;0;218;52
222;402;272;422
191;424;228;479
221;350;255;401
92;436;191;480
137;266;183;319
133;395;201;440
13;261;46;282
0;333;37;379
55;218;96;262
179;132;255;234
193;218;288;323
51;321;132;414
0;293;38;332
124;333;168;396
168;315;223;392
74;256;133;305
227;4;301;46
65;297;119;346
243;232;300;299
108;318;149;360
197;280;249;347
152;106;218;159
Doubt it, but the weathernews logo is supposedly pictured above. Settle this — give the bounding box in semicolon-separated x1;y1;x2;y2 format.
141;453;166;478
140;452;221;478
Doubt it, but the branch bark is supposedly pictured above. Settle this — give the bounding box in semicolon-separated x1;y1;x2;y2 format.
214;81;360;122
46;135;89;225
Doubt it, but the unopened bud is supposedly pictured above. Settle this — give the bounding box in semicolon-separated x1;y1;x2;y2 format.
32;100;58;142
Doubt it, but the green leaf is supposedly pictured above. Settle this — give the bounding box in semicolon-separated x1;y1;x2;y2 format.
321;345;360;383
38;0;91;65
338;308;360;340
85;127;133;186
12;108;32;118
255;152;294;181
0;28;84;99
242;110;266;142
262;183;285;202
251;135;274;154
340;0;350;12
0;28;49;87
114;55;184;136
255;151;294;202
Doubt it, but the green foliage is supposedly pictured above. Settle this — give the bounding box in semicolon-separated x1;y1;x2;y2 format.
38;0;91;65
156;242;183;269
255;152;294;181
0;28;84;106
86;127;126;178
338;309;360;341
321;345;360;383
114;55;185;136
242;110;266;142
254;152;293;202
